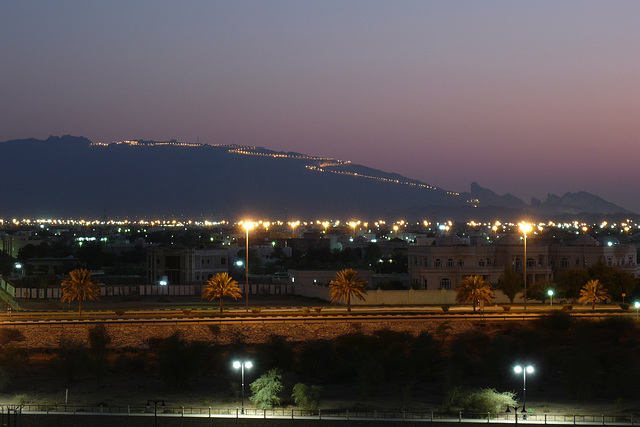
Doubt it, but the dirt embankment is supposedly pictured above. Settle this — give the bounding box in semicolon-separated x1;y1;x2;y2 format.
4;319;476;349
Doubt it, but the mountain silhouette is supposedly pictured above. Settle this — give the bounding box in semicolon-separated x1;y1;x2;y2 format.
0;136;633;221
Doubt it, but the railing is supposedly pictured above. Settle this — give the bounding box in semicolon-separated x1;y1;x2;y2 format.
4;405;637;425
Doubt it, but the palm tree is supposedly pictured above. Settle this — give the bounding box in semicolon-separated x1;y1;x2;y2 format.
456;275;493;312
578;279;609;309
329;269;367;312
202;272;242;313
60;268;101;315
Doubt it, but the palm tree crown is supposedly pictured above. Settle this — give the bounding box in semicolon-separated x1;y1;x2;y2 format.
202;272;242;313
456;275;493;312
329;269;367;312
60;268;101;315
578;279;609;309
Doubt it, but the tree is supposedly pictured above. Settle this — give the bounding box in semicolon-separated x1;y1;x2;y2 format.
578;279;610;309
588;260;636;301
444;387;518;413
528;279;555;302
157;333;210;390
456;275;493;311
88;324;111;386
497;268;522;303
329;269;367;312
202;272;242;313
60;268;100;315
556;269;590;300
292;383;323;411
250;369;283;409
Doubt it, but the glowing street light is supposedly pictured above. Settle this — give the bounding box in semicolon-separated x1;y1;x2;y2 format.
290;221;299;238
635;301;640;320
243;221;254;313
514;365;534;418
349;221;357;240
322;221;330;234
548;289;554;307
232;360;253;414
519;223;532;310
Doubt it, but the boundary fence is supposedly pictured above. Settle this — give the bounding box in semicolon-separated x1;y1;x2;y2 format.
2;405;637;425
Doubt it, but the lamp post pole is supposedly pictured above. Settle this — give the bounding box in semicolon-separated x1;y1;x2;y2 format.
233;360;252;414
243;222;253;313
634;302;640;320
519;224;532;310
548;289;554;307
514;365;534;419
146;399;165;427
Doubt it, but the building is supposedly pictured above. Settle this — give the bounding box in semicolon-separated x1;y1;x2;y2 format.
146;247;230;286
409;233;637;290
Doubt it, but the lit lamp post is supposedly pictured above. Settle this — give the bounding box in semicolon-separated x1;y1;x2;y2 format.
514;365;534;419
519;223;532;310
243;222;254;313
548;289;554;307
634;302;640;320
290;221;299;238
233;360;253;414
349;221;357;241
322;221;329;235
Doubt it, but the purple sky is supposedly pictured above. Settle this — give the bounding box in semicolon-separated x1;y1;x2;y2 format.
2;1;639;213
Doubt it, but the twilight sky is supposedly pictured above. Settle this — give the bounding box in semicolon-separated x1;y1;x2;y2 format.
2;1;639;213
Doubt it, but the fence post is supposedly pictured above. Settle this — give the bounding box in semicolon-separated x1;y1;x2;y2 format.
602;415;605;425
374;410;377;419
574;414;576;425
127;406;130;416
182;406;184;417
403;410;406;421
236;408;239;418
346;409;349;420
209;407;211;418
459;411;462;422
46;405;49;414
100;405;103;415
545;414;547;424
431;411;434;422
264;409;266;419
487;412;490;423
318;409;321;420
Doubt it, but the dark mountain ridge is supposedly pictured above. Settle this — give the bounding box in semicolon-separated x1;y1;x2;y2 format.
0;135;634;221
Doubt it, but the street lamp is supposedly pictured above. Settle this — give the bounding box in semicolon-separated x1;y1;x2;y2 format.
514;365;534;418
634;301;640;320
233;360;253;414
548;289;554;307
146;399;165;427
290;221;299;238
519;223;532;310
243;222;254;313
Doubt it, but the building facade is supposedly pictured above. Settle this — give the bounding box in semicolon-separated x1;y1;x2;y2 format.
146;247;230;286
409;233;637;291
